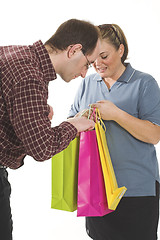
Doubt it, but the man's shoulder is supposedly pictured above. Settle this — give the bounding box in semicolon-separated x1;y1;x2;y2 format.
1;44;35;63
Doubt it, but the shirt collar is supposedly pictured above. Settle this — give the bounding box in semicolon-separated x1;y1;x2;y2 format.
33;40;57;82
117;63;135;83
95;63;135;83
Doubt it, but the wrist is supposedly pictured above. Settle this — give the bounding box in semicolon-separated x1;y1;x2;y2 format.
113;106;123;122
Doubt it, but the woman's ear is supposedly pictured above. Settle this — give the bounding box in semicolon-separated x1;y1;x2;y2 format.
67;44;83;58
119;44;125;58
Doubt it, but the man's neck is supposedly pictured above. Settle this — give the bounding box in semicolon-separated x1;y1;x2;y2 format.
44;44;63;74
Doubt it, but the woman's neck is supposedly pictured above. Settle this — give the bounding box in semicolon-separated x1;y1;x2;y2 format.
103;64;126;89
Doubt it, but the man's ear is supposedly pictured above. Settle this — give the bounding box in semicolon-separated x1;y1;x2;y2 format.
67;44;83;58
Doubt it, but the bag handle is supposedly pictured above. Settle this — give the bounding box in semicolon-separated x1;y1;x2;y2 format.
88;105;96;120
79;105;106;132
79;104;95;120
95;108;106;131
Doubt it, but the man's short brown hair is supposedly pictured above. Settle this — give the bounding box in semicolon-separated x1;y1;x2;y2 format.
45;19;100;55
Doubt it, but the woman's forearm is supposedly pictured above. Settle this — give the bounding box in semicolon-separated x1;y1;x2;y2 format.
92;100;160;145
114;108;160;145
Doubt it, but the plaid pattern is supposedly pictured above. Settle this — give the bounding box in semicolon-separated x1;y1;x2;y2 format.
0;40;77;169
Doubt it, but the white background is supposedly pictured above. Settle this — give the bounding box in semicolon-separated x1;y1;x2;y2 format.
0;0;160;239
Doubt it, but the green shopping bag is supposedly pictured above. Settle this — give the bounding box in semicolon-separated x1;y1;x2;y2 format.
51;137;79;212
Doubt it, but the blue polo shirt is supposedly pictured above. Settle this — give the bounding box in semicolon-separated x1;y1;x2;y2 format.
69;63;160;197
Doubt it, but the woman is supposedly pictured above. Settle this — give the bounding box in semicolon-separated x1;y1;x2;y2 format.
68;24;160;240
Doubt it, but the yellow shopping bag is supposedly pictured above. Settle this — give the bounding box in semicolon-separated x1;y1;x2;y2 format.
95;109;127;210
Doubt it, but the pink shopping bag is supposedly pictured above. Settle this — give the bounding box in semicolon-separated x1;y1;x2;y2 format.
77;130;113;217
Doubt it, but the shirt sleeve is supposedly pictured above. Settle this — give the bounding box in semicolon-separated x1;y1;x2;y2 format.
12;78;77;161
138;76;160;126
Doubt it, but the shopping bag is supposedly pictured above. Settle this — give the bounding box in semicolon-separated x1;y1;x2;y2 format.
77;130;113;217
51;137;79;212
95;109;127;210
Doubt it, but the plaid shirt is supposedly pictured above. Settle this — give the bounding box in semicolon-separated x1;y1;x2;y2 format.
0;40;77;169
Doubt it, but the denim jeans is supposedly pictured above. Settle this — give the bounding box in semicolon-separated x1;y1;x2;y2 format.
0;169;13;240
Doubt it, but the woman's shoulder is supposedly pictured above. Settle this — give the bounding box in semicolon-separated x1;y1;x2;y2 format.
128;65;158;90
134;68;155;83
133;68;160;94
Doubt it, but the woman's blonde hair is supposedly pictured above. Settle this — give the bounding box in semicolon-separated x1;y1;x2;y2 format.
98;24;128;64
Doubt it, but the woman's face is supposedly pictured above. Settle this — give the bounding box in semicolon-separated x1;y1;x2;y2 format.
93;40;124;80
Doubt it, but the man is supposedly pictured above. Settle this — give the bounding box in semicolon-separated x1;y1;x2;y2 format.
0;19;101;239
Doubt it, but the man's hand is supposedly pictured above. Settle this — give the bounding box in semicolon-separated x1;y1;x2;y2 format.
74;108;95;121
48;105;54;120
67;116;95;133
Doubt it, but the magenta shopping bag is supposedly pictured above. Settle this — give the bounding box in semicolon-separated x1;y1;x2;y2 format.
77;130;113;217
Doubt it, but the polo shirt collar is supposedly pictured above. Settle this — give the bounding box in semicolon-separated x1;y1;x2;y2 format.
117;63;135;83
33;40;57;82
95;63;135;83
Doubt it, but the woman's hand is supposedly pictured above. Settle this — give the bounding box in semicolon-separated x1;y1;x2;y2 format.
91;100;119;121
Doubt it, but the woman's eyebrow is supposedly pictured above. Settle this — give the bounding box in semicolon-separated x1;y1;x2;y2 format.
100;51;108;55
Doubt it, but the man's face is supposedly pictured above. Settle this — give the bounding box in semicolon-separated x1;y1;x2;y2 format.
61;39;101;82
